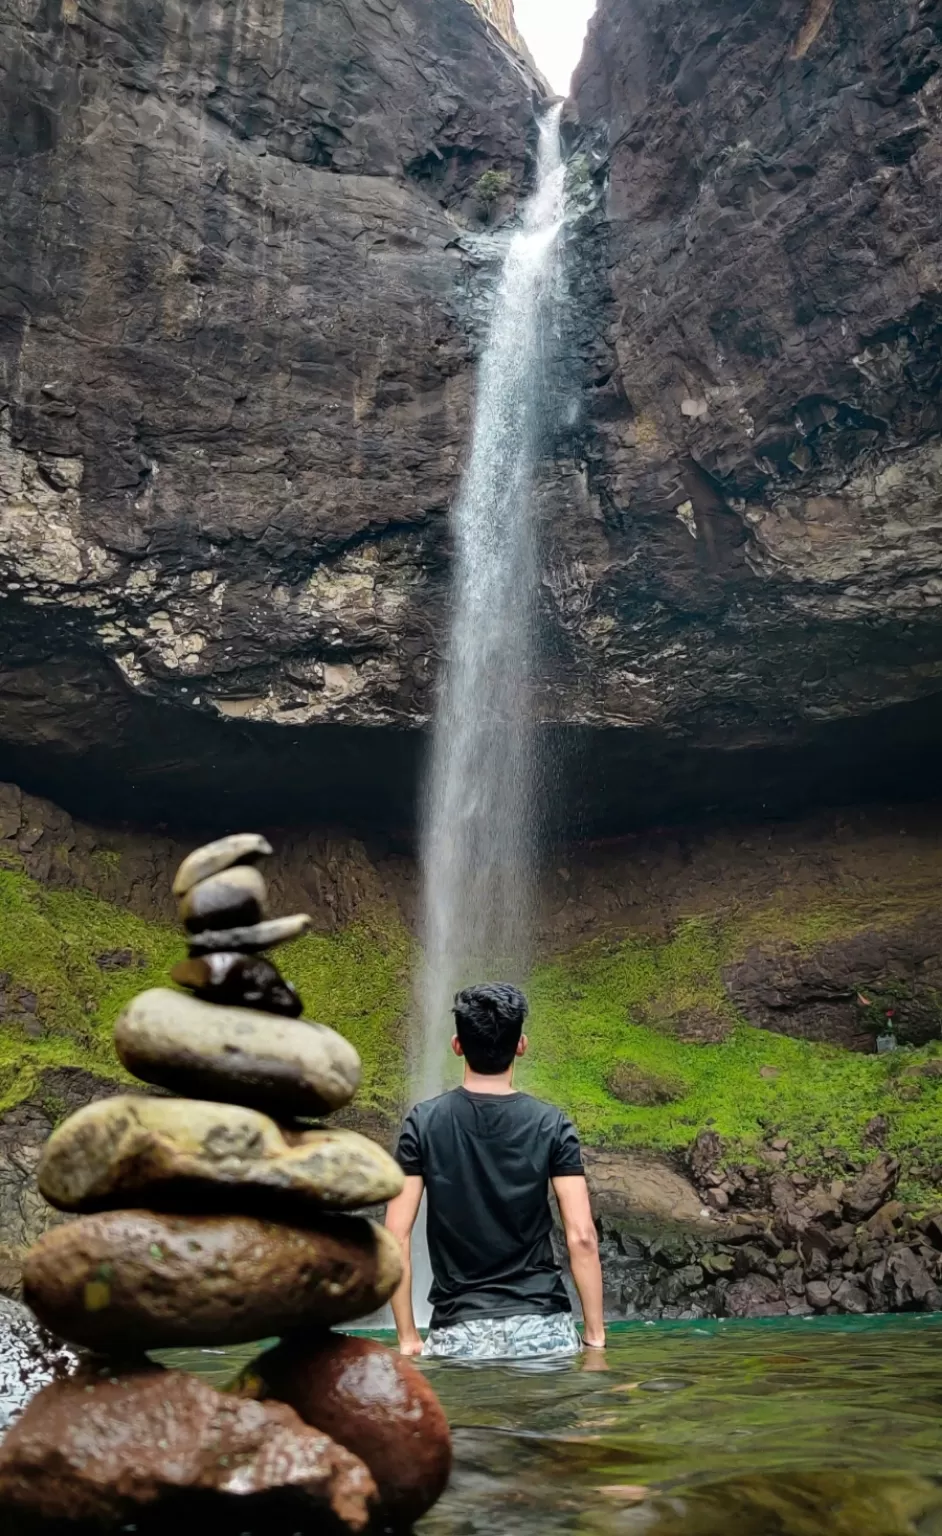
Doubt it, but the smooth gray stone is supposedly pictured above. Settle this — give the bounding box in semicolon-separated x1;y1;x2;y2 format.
114;989;360;1117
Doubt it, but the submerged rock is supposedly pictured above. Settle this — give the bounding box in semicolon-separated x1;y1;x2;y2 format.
243;1334;452;1529
172;834;274;898
114;988;360;1117
171;953;303;1017
23;1209;401;1350
0;1364;376;1531
179;865;268;935
0;1296;81;1433
37;1096;404;1214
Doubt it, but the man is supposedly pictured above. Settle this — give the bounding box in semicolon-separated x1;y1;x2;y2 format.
385;983;605;1361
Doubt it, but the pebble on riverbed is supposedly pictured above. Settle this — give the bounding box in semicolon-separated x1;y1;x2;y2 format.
1;834;451;1533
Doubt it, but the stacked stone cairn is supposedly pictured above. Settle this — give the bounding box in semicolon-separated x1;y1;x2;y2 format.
0;835;451;1534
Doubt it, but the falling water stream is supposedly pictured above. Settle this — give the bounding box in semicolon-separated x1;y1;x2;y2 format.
408;107;567;1324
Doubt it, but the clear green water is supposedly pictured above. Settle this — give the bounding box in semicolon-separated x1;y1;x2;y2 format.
172;1316;942;1534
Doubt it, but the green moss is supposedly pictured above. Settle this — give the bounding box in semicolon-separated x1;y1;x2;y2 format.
0;869;182;1112
287;912;411;1119
473;169;512;208
0;868;412;1123
516;914;942;1203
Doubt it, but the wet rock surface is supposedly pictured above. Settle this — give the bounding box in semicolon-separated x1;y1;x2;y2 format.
0;1297;81;1433
0;1365;376;1531
594;1138;942;1321
1;1;942;832
23;1208;401;1350
114;988;361;1117
244;1334;453;1528
566;0;942;827
37;1096;404;1214
3;833;450;1528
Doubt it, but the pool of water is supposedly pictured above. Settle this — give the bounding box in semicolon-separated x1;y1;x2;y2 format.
172;1316;942;1534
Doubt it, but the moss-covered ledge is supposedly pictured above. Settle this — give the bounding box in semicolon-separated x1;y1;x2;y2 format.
518;908;942;1209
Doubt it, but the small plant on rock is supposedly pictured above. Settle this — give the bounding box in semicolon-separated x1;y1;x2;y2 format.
473;168;512;219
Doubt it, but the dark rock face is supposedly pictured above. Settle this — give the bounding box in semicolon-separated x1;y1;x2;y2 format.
562;0;942;825
0;1296;81;1433
724;917;942;1050
0;1364;376;1532
0;0;540;826
2;0;942;832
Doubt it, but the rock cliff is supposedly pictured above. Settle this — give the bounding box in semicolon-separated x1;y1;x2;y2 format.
2;0;941;830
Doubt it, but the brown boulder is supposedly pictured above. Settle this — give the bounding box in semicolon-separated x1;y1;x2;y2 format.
114;988;360;1118
244;1334;452;1528
38;1096;403;1214
842;1155;900;1222
723;1275;787;1318
23;1209;401;1351
0;1364;375;1531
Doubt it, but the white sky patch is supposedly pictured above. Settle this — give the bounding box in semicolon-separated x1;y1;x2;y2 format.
515;0;598;96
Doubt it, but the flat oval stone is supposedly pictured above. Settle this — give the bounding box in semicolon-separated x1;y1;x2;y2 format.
173;832;273;897
38;1095;404;1214
114;988;360;1117
171;953;303;1017
179;865;268;934
246;1335;452;1528
0;1364;376;1532
189;913;312;955
23;1210;402;1350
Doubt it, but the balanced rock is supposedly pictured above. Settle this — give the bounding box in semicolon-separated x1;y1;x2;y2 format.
172;832;273;897
23;1210;401;1350
180;864;268;934
189;914;312;955
38;1096;404;1214
243;1334;452;1529
0;1297;82;1434
114;988;360;1117
171;952;303;1017
0;1364;376;1532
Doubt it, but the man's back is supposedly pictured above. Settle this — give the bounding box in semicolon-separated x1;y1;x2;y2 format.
397;1086;583;1328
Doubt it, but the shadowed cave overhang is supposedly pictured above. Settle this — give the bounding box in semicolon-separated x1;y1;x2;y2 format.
1;653;940;839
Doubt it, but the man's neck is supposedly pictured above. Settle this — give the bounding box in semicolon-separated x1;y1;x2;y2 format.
461;1066;517;1096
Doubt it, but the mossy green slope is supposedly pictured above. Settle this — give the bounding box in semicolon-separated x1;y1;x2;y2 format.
517;917;942;1204
0;865;410;1123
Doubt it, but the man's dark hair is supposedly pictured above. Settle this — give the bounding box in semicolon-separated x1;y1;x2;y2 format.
453;983;529;1074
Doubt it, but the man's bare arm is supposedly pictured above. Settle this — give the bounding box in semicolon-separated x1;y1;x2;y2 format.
384;1175;425;1356
553;1174;606;1348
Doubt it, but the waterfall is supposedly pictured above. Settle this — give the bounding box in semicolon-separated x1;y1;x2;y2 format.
407;107;567;1325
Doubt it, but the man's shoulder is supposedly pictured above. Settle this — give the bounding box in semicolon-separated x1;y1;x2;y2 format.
409;1089;459;1123
515;1093;575;1128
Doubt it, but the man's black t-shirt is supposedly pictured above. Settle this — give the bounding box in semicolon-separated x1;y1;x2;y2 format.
396;1087;584;1329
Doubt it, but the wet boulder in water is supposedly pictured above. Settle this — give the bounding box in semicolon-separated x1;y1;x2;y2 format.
179;865;268;935
0;1363;376;1531
171;952;303;1017
243;1334;452;1529
23;1209;401;1351
114;988;360;1117
37;1096;404;1215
